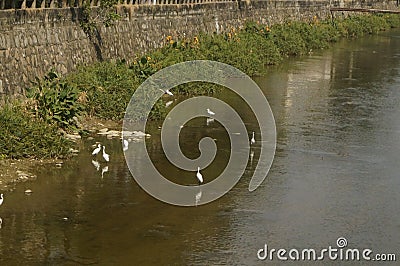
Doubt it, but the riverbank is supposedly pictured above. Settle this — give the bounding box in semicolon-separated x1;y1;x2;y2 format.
1;13;400;188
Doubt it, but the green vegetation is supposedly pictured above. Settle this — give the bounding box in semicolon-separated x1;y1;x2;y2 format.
1;13;400;159
0;103;72;159
26;71;84;129
65;13;400;120
79;0;120;37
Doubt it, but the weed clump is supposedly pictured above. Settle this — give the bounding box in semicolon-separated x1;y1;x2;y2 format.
0;103;72;159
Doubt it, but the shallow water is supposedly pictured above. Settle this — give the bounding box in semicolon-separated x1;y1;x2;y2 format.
1;30;400;265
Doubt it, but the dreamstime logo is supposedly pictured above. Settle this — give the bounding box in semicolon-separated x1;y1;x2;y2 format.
122;60;276;206
257;237;397;262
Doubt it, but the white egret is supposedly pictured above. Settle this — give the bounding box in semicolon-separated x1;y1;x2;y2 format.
250;132;255;145
92;144;102;155
207;108;215;116
0;194;3;206
102;146;110;162
101;166;109;178
160;88;173;96
91;160;100;171
123;139;129;152
196;167;203;184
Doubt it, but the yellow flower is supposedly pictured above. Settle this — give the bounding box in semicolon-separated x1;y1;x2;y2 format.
166;35;173;41
147;56;151;61
169;40;174;44
193;36;199;44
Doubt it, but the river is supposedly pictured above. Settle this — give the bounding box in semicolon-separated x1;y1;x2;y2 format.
0;29;399;265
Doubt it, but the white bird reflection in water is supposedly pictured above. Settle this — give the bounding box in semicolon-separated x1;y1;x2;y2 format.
101;166;109;179
195;190;202;207
123;139;129;152
0;217;2;229
91;160;100;171
249;150;254;166
165;100;173;108
206;117;214;126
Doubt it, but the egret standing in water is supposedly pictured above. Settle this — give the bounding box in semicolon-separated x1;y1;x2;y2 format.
196;167;203;184
250;132;255;145
0;193;3;206
92;143;102;155
207;108;215;116
102;146;110;162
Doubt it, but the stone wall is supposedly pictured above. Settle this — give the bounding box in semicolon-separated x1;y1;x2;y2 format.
0;0;398;97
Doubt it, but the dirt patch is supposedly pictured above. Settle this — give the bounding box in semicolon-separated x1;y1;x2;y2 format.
79;116;122;133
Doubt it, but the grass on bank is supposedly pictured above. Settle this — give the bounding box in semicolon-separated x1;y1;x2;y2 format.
65;13;400;120
0;103;72;159
1;13;400;159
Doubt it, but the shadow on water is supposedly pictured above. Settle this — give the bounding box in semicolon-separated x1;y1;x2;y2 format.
1;29;400;265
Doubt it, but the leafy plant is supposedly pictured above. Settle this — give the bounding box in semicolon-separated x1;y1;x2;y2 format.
26;71;84;129
79;0;121;36
0;103;72;159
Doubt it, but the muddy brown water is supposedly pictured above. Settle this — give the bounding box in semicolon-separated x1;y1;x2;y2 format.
1;30;400;265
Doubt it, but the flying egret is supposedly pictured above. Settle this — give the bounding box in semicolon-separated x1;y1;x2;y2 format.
250;132;255;145
91;160;100;171
102;146;110;162
160;89;173;96
92;144;102;155
123;139;129;152
196;167;203;184
207;108;215;116
0;194;3;206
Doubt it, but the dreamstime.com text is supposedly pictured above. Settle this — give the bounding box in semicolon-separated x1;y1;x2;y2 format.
257;237;397;262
